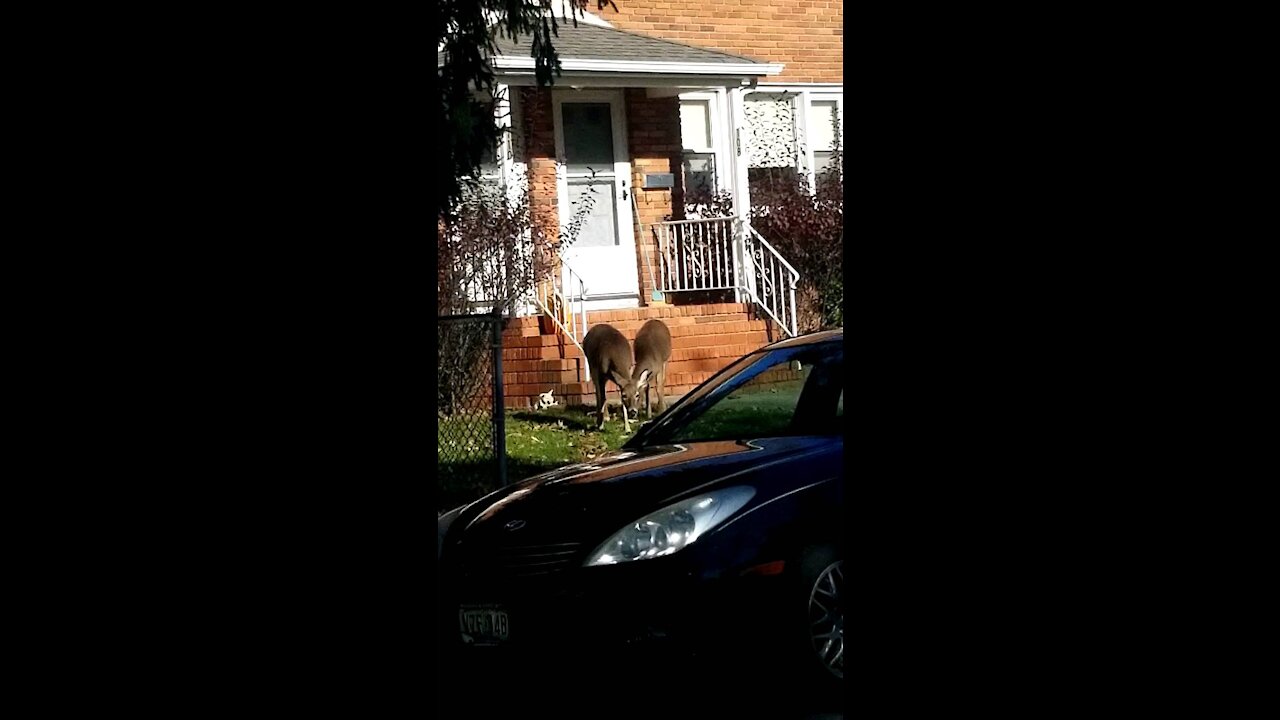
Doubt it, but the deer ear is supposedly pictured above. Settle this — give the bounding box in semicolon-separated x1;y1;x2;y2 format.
637;369;651;388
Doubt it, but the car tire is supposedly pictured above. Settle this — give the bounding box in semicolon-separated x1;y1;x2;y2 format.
794;544;844;693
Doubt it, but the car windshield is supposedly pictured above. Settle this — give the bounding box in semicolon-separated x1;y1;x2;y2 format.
628;341;842;446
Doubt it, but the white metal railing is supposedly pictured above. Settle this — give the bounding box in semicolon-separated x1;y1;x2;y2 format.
653;216;799;338
744;225;799;338
532;256;590;379
654;217;741;293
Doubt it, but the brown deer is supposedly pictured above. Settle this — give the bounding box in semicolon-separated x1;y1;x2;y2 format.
582;323;637;432
629;319;672;419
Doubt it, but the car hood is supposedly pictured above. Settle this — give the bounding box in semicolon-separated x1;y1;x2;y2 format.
450;436;841;548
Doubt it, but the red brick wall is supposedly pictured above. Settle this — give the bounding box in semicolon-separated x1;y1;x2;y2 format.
520;88;559;240
519;88;561;304
625;89;681;305
599;1;843;85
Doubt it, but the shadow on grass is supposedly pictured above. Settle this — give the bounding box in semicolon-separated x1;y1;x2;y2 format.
509;408;598;432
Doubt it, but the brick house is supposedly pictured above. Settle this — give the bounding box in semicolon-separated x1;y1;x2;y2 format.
440;2;843;409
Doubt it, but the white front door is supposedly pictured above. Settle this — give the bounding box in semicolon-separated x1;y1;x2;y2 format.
553;91;639;308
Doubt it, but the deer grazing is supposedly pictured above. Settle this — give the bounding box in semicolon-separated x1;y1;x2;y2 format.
630;319;672;419
582;323;638;432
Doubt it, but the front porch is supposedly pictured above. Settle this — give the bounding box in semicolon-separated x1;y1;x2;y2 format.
442;19;802;409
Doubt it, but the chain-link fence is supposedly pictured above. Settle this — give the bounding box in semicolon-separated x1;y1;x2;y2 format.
437;313;506;511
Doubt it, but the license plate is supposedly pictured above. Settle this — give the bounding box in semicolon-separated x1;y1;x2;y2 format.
459;605;509;645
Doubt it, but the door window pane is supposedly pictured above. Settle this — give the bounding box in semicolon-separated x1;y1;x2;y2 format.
562;103;615;175
567;178;618;247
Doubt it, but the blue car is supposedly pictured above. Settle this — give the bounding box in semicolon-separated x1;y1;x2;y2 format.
438;329;844;689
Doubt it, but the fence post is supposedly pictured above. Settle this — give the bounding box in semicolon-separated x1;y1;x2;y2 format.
491;312;507;487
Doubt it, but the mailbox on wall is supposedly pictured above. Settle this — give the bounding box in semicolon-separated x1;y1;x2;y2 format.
643;173;675;189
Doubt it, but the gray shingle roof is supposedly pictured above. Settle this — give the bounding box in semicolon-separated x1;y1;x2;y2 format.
438;22;767;67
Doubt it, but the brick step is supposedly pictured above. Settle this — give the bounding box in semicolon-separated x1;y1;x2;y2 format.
584;316;701;332
506;316;543;327
498;335;762;365
502;369;582;386
583;314;752;333
501;326;544;339
671;331;768;350
502;358;581;373
503;345;565;361
581;318;765;340
584;303;749;324
511;345;749;366
668;320;766;337
669;344;763;362
558;331;767;358
503;334;562;348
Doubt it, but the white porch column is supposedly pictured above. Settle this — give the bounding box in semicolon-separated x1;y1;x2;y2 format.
727;86;755;302
495;84;520;202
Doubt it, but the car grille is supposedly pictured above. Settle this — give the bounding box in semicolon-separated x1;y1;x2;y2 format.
457;542;586;580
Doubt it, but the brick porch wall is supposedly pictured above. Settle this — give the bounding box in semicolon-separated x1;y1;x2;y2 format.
521;88;559;243
600;1;843;85
519;88;560;306
625;89;681;306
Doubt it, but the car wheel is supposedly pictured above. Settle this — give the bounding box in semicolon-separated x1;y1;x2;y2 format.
807;557;844;681
792;545;843;691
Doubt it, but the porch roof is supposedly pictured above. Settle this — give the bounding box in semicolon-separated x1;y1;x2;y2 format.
438;23;782;86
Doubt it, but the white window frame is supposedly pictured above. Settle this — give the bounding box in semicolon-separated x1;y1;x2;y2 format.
805;91;843;191
458;85;517;188
677;90;731;197
744;84;843;193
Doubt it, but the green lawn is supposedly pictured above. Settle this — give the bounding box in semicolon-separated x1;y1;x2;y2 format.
437;381;811;512
438;405;641;512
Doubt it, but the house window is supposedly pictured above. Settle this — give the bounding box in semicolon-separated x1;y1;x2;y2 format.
740;87;843;194
744;93;796;170
807;97;842;191
679;98;717;198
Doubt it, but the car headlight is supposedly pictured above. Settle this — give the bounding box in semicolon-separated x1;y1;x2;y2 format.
584;486;756;566
438;504;466;560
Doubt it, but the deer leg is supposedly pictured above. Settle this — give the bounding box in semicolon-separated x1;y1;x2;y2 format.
656;368;667;413
618;384;631;433
594;373;607;429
